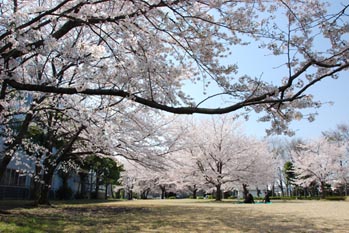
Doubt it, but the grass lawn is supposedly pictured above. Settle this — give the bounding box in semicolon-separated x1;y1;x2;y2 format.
1;199;349;232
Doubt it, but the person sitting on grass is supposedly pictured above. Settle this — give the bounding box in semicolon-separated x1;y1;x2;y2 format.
243;193;255;204
263;191;271;203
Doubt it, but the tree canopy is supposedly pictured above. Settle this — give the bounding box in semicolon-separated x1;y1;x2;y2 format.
1;0;349;203
1;0;348;135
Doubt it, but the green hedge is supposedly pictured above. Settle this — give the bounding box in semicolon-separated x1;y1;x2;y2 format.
269;196;346;201
269;196;298;200
324;196;346;201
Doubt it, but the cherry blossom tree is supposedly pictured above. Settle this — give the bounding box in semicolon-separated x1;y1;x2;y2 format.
20;96;89;205
121;158;178;199
323;124;349;195
121;162;158;199
323;124;349;144
291;137;346;198
268;137;291;196
0;93;47;179
0;87;181;204
169;150;209;199
0;0;348;137
182;116;274;201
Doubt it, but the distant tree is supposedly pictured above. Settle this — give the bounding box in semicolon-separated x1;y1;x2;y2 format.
182;116;274;201
291;138;346;198
84;155;123;199
323;124;349;195
283;161;297;196
101;159;123;199
168;150;210;200
269;137;294;197
55;167;73;200
323;124;349;144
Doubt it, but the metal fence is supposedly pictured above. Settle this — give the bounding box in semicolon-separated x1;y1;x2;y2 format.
0;185;30;200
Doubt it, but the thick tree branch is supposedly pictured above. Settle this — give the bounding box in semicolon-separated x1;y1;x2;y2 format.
6;79;305;114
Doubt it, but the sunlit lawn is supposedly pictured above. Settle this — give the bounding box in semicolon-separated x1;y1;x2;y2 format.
1;198;349;232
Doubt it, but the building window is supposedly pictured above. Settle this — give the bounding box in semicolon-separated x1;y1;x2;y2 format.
0;168;27;187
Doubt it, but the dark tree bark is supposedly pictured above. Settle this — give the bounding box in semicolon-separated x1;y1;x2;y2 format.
320;181;327;199
279;177;285;197
242;183;249;200
127;190;133;200
30;163;42;206
77;172;87;198
93;175;100;199
37;125;86;204
256;187;261;197
38;167;54;205
160;185;166;199
215;184;222;201
105;183;109;200
140;188;150;199
192;189;197;199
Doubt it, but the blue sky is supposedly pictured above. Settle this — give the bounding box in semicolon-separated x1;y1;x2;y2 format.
184;1;349;139
186;59;349;139
244;74;349;139
232;43;349;139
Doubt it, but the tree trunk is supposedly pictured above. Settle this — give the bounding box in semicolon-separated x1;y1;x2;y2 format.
242;183;249;200
110;185;115;199
94;177;100;199
320;181;326;199
141;188;150;199
38;168;54;205
140;190;145;199
286;181;290;196
160;185;166;199
78;173;87;198
279;178;284;196
215;184;222;201
89;173;93;199
30;164;42;206
128;190;133;200
105;183;109;200
31;181;42;207
0;154;12;180
304;187;308;197
256;187;260;197
192;189;197;199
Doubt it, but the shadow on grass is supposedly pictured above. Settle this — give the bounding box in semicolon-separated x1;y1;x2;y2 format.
1;200;348;232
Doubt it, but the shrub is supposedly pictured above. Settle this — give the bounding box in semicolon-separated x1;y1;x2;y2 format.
56;186;73;200
324;196;346;201
296;196;320;200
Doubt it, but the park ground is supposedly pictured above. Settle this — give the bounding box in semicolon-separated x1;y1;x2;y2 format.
0;199;349;232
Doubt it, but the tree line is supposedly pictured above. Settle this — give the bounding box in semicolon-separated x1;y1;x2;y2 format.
1;0;349;205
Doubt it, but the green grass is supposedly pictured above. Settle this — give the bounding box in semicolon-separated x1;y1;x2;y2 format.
1;199;349;232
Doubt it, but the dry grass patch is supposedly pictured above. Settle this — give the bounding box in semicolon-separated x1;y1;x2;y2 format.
0;199;348;232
